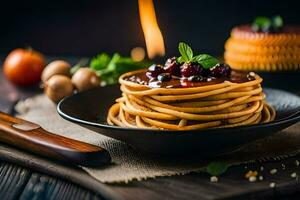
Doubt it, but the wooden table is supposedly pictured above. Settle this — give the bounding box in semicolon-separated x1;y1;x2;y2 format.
1;63;300;200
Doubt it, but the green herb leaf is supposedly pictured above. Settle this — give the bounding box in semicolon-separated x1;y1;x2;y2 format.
70;58;89;75
252;16;284;32
89;52;150;85
90;53;111;70
176;56;185;63
253;16;272;30
192;54;219;69
107;53;121;70
272;15;283;29
178;42;193;62
207;162;228;176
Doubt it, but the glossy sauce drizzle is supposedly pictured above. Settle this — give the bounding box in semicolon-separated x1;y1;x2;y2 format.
125;70;255;88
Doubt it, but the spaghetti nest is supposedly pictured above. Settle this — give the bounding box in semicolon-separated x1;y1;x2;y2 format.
107;70;276;130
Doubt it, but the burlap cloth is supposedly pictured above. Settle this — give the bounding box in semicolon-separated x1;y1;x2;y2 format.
14;94;300;183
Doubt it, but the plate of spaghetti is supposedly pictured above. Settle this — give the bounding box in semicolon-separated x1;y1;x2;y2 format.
58;43;300;155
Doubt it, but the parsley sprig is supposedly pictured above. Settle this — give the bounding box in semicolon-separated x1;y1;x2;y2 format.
177;42;219;69
90;53;151;85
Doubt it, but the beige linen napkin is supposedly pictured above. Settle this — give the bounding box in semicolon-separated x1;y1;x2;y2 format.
15;94;300;183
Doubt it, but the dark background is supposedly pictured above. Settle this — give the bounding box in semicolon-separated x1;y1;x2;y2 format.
0;0;299;59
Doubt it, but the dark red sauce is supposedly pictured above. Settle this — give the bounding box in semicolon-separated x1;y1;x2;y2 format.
125;70;255;88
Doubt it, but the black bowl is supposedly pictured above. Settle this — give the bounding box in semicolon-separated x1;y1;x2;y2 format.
57;86;300;156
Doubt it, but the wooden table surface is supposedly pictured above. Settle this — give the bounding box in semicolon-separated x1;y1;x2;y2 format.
1;61;300;200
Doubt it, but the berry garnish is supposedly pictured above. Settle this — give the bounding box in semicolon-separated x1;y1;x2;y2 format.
146;64;165;78
181;63;203;77
201;68;210;77
164;57;181;77
210;63;231;78
157;73;171;82
188;75;204;82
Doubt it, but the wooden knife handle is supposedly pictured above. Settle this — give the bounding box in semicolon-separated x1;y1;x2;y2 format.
0;111;111;167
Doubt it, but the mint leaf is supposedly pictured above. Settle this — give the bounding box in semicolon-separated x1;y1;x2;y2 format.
176;42;219;67
207;161;228;176
176;56;185;63
192;54;219;69
178;42;193;62
272;15;283;29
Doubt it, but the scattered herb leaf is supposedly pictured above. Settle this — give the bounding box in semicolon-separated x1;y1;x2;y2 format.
207;161;228;176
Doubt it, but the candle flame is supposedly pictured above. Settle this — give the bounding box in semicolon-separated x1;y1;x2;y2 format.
138;0;165;59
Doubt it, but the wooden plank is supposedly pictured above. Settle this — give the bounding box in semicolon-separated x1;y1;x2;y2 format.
0;144;120;200
109;156;300;200
0;162;105;200
18;173;103;200
3;157;300;200
0;162;31;200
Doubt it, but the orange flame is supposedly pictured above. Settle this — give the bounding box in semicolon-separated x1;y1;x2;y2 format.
138;0;165;59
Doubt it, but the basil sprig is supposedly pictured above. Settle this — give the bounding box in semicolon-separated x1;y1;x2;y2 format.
177;42;219;69
252;15;284;32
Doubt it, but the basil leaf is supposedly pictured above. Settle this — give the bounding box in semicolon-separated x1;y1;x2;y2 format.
207;161;228;176
192;54;219;69
178;42;193;62
272;15;283;29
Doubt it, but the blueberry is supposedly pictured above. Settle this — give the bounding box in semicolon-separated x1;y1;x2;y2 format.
210;63;231;78
157;73;171;82
188;75;204;82
164;57;181;77
146;64;165;78
181;63;203;77
201;68;210;77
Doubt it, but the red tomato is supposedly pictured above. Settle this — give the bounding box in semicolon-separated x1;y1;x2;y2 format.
3;48;46;86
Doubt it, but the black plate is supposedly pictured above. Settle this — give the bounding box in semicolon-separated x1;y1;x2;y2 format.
57;86;300;156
